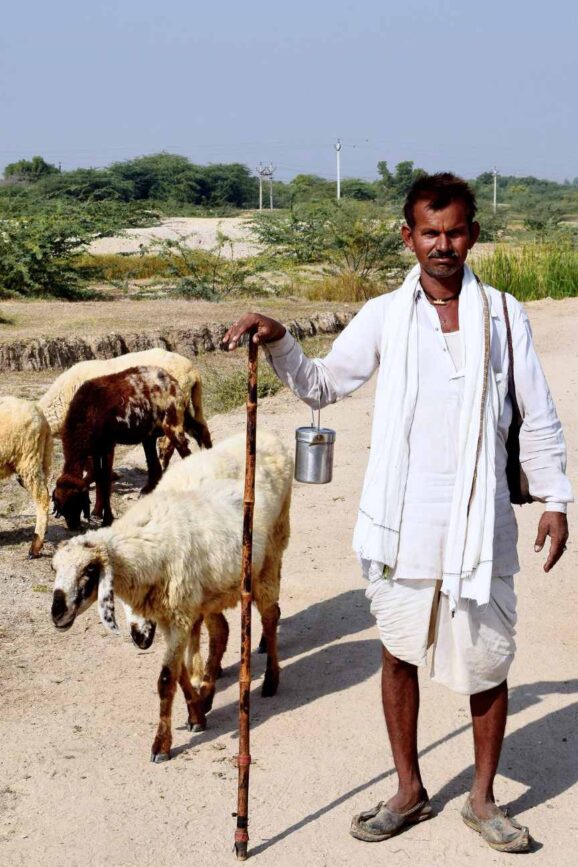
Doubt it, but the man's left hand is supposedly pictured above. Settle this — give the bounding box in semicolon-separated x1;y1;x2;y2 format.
534;511;569;572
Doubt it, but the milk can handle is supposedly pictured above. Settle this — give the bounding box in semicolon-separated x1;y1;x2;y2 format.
311;407;321;430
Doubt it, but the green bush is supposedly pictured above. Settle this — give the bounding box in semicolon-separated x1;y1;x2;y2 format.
147;231;271;301
0;204;148;298
204;365;283;415
250;202;403;278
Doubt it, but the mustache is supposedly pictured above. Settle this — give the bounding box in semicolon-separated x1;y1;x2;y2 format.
428;251;458;260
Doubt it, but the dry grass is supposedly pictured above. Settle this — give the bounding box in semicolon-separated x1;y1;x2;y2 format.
0;297;357;342
304;271;386;302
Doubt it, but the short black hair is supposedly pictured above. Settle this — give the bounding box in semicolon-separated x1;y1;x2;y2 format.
403;172;477;229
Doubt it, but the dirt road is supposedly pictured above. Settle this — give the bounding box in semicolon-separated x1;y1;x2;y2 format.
0;298;576;867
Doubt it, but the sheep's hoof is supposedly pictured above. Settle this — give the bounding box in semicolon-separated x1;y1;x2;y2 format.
261;673;279;698
150;751;171;763
187;721;206;733
27;535;42;559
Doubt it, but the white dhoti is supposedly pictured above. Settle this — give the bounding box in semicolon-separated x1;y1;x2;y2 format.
364;574;517;695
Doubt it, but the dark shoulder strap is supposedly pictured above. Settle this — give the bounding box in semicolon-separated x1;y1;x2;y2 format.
501;292;523;425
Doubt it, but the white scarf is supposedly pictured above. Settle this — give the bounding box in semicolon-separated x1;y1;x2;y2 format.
352;263;499;610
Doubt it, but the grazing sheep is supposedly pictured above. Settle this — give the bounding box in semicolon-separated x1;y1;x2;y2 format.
51;440;292;762
39;347;212;453
53;366;191;531
0;397;52;558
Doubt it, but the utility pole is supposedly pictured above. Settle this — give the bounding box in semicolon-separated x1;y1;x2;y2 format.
256;163;266;210
267;163;276;209
334;139;342;200
492;166;498;215
255;163;276;210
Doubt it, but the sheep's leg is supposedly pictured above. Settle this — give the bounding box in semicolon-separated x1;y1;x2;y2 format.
179;665;207;734
161;418;191;461
158;436;176;472
199;613;229;714
21;470;50;559
92;450;113;519
141;436;163;494
92;457;103;518
151;631;196;762
186;617;204;689
94;450;114;526
84;455;95;486
259;601;281;697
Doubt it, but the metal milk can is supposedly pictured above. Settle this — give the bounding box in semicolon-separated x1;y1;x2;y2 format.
294;409;336;484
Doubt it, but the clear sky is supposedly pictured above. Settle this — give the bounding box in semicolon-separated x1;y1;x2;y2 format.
1;0;576;183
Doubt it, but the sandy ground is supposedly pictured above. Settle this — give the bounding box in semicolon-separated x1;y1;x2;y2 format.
88;216;261;258
0;298;577;867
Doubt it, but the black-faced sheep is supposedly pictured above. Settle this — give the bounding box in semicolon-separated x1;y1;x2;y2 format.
51;438;292;762
0;397;52;557
52;366;191;530
39;347;212;455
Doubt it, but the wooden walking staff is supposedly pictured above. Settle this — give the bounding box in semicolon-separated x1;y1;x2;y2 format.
234;331;258;861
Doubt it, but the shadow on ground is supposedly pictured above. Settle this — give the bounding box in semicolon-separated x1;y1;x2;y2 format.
247;679;578;856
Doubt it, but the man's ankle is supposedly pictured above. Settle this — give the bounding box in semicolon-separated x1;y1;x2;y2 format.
387;780;427;812
468;790;498;820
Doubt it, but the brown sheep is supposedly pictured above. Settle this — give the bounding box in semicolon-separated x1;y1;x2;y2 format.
52;366;190;530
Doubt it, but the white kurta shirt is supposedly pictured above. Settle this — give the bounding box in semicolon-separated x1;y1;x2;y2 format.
265;282;572;580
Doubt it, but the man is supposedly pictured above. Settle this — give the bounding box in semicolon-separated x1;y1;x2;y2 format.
223;173;572;853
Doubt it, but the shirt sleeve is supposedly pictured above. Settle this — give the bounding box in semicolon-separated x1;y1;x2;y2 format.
509;297;573;512
264;297;384;409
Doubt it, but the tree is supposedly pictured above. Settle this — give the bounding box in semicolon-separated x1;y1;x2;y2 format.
340;179;377;201
377;160;394;190
3;156;59;182
393;161;425;196
109;153;202;202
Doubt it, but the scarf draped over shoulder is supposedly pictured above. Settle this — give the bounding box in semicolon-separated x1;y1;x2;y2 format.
352;264;499;611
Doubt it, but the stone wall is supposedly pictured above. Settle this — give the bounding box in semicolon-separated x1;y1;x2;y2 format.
0;311;355;371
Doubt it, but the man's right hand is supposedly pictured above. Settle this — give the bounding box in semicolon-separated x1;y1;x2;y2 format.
222;313;286;351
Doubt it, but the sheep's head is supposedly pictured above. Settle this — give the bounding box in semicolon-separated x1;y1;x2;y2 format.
51;537;119;634
52;474;91;531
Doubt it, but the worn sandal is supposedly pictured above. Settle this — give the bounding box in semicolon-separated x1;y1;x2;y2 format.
461;796;530;853
350;792;433;842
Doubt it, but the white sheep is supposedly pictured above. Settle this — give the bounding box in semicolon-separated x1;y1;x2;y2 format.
38;347;212;454
51;435;292;762
154;430;289;690
0;397;52;558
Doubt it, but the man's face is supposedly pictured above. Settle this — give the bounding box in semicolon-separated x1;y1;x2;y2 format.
401;198;480;279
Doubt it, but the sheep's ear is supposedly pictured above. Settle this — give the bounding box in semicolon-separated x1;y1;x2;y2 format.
97;562;120;634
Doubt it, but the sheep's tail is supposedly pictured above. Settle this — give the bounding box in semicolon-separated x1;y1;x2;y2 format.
186;378;212;449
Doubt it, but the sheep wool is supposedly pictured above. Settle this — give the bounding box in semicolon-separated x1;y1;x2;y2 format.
39;348;211;450
52;431;292;762
0;397;52;557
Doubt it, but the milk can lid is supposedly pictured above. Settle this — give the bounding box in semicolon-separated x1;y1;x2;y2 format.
295;426;336;444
